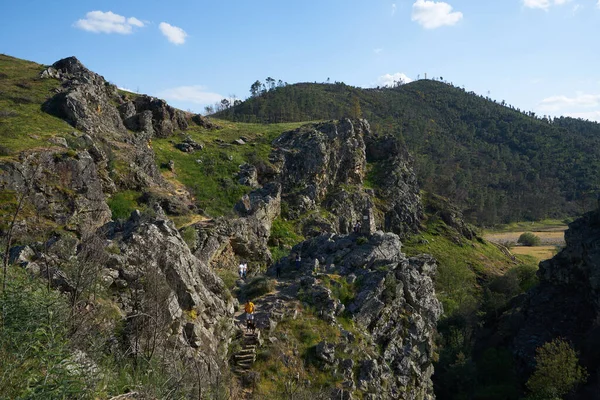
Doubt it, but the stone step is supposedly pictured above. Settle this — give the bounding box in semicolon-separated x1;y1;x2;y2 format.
238;348;255;354
237;361;253;368
233;368;250;375
235;354;256;361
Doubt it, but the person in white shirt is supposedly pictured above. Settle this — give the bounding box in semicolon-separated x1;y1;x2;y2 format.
238;262;244;279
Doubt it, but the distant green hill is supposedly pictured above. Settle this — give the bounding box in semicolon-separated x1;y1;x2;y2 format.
216;80;600;225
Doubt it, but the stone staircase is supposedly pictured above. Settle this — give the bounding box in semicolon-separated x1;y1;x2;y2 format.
233;329;261;374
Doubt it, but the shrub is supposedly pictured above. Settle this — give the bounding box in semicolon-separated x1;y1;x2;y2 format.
0;268;90;398
242;276;275;300
108;191;140;220
180;226;198;250
526;338;588;399
518;232;541;247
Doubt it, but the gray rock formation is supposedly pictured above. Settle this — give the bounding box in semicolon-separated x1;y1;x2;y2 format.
270;119;422;237
271;231;442;399
0;149;112;235
120;95;188;138
105;213;236;357
190;183;282;271
42;57;127;136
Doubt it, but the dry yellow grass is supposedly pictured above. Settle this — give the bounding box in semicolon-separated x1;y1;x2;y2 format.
510;246;558;262
484;230;566;246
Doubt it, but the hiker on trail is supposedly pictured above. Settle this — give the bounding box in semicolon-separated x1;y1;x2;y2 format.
353;221;361;233
244;300;255;322
276;264;281;279
295;254;301;269
242;262;248;279
238;262;244;279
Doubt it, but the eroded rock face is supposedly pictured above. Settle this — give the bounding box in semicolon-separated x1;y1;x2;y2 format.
270;119;422;237
272;232;443;399
42;57;127;136
0;150;112;235
191;183;282;271
120;96;188;138
105;213;235;357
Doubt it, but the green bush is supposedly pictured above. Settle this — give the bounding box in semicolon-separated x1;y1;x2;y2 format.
526;338;588;399
108;191;141;220
242;276;275;300
0;268;90;398
518;232;541;246
180;225;198;250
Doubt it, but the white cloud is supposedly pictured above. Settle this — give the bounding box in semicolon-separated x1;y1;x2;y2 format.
392;3;397;15
376;72;414;87
538;92;600;112
564;110;600;121
157;85;223;105
127;17;144;27
411;0;463;29
374;48;384;54
159;22;187;45
523;0;572;10
74;11;145;34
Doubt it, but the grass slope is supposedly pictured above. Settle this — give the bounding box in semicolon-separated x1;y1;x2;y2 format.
0;54;76;156
152;119;306;217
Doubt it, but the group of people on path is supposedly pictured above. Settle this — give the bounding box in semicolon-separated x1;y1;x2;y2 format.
238;261;248;279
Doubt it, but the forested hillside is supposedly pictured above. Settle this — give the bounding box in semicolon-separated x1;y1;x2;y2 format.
216;80;600;225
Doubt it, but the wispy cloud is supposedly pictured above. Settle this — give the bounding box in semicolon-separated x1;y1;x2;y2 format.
157;85;223;105
159;22;187;45
411;0;463;29
376;72;413;87
74;11;145;34
565;110;600;121
374;48;384;54
392;3;397;15
523;0;572;10
538;92;600;112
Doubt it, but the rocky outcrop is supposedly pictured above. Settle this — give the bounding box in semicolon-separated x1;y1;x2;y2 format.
42;57;189;140
42;57;127;136
363;130;423;238
271;119;369;231
104;212;236;357
271;231;443;399
0;149;112;235
190;183;282;271
120;95;188;138
270;119;422;237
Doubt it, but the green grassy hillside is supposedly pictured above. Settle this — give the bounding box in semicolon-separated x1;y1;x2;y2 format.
0;54;76;155
216;80;600;226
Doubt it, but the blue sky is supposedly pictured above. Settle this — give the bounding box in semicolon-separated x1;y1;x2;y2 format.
1;0;599;120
